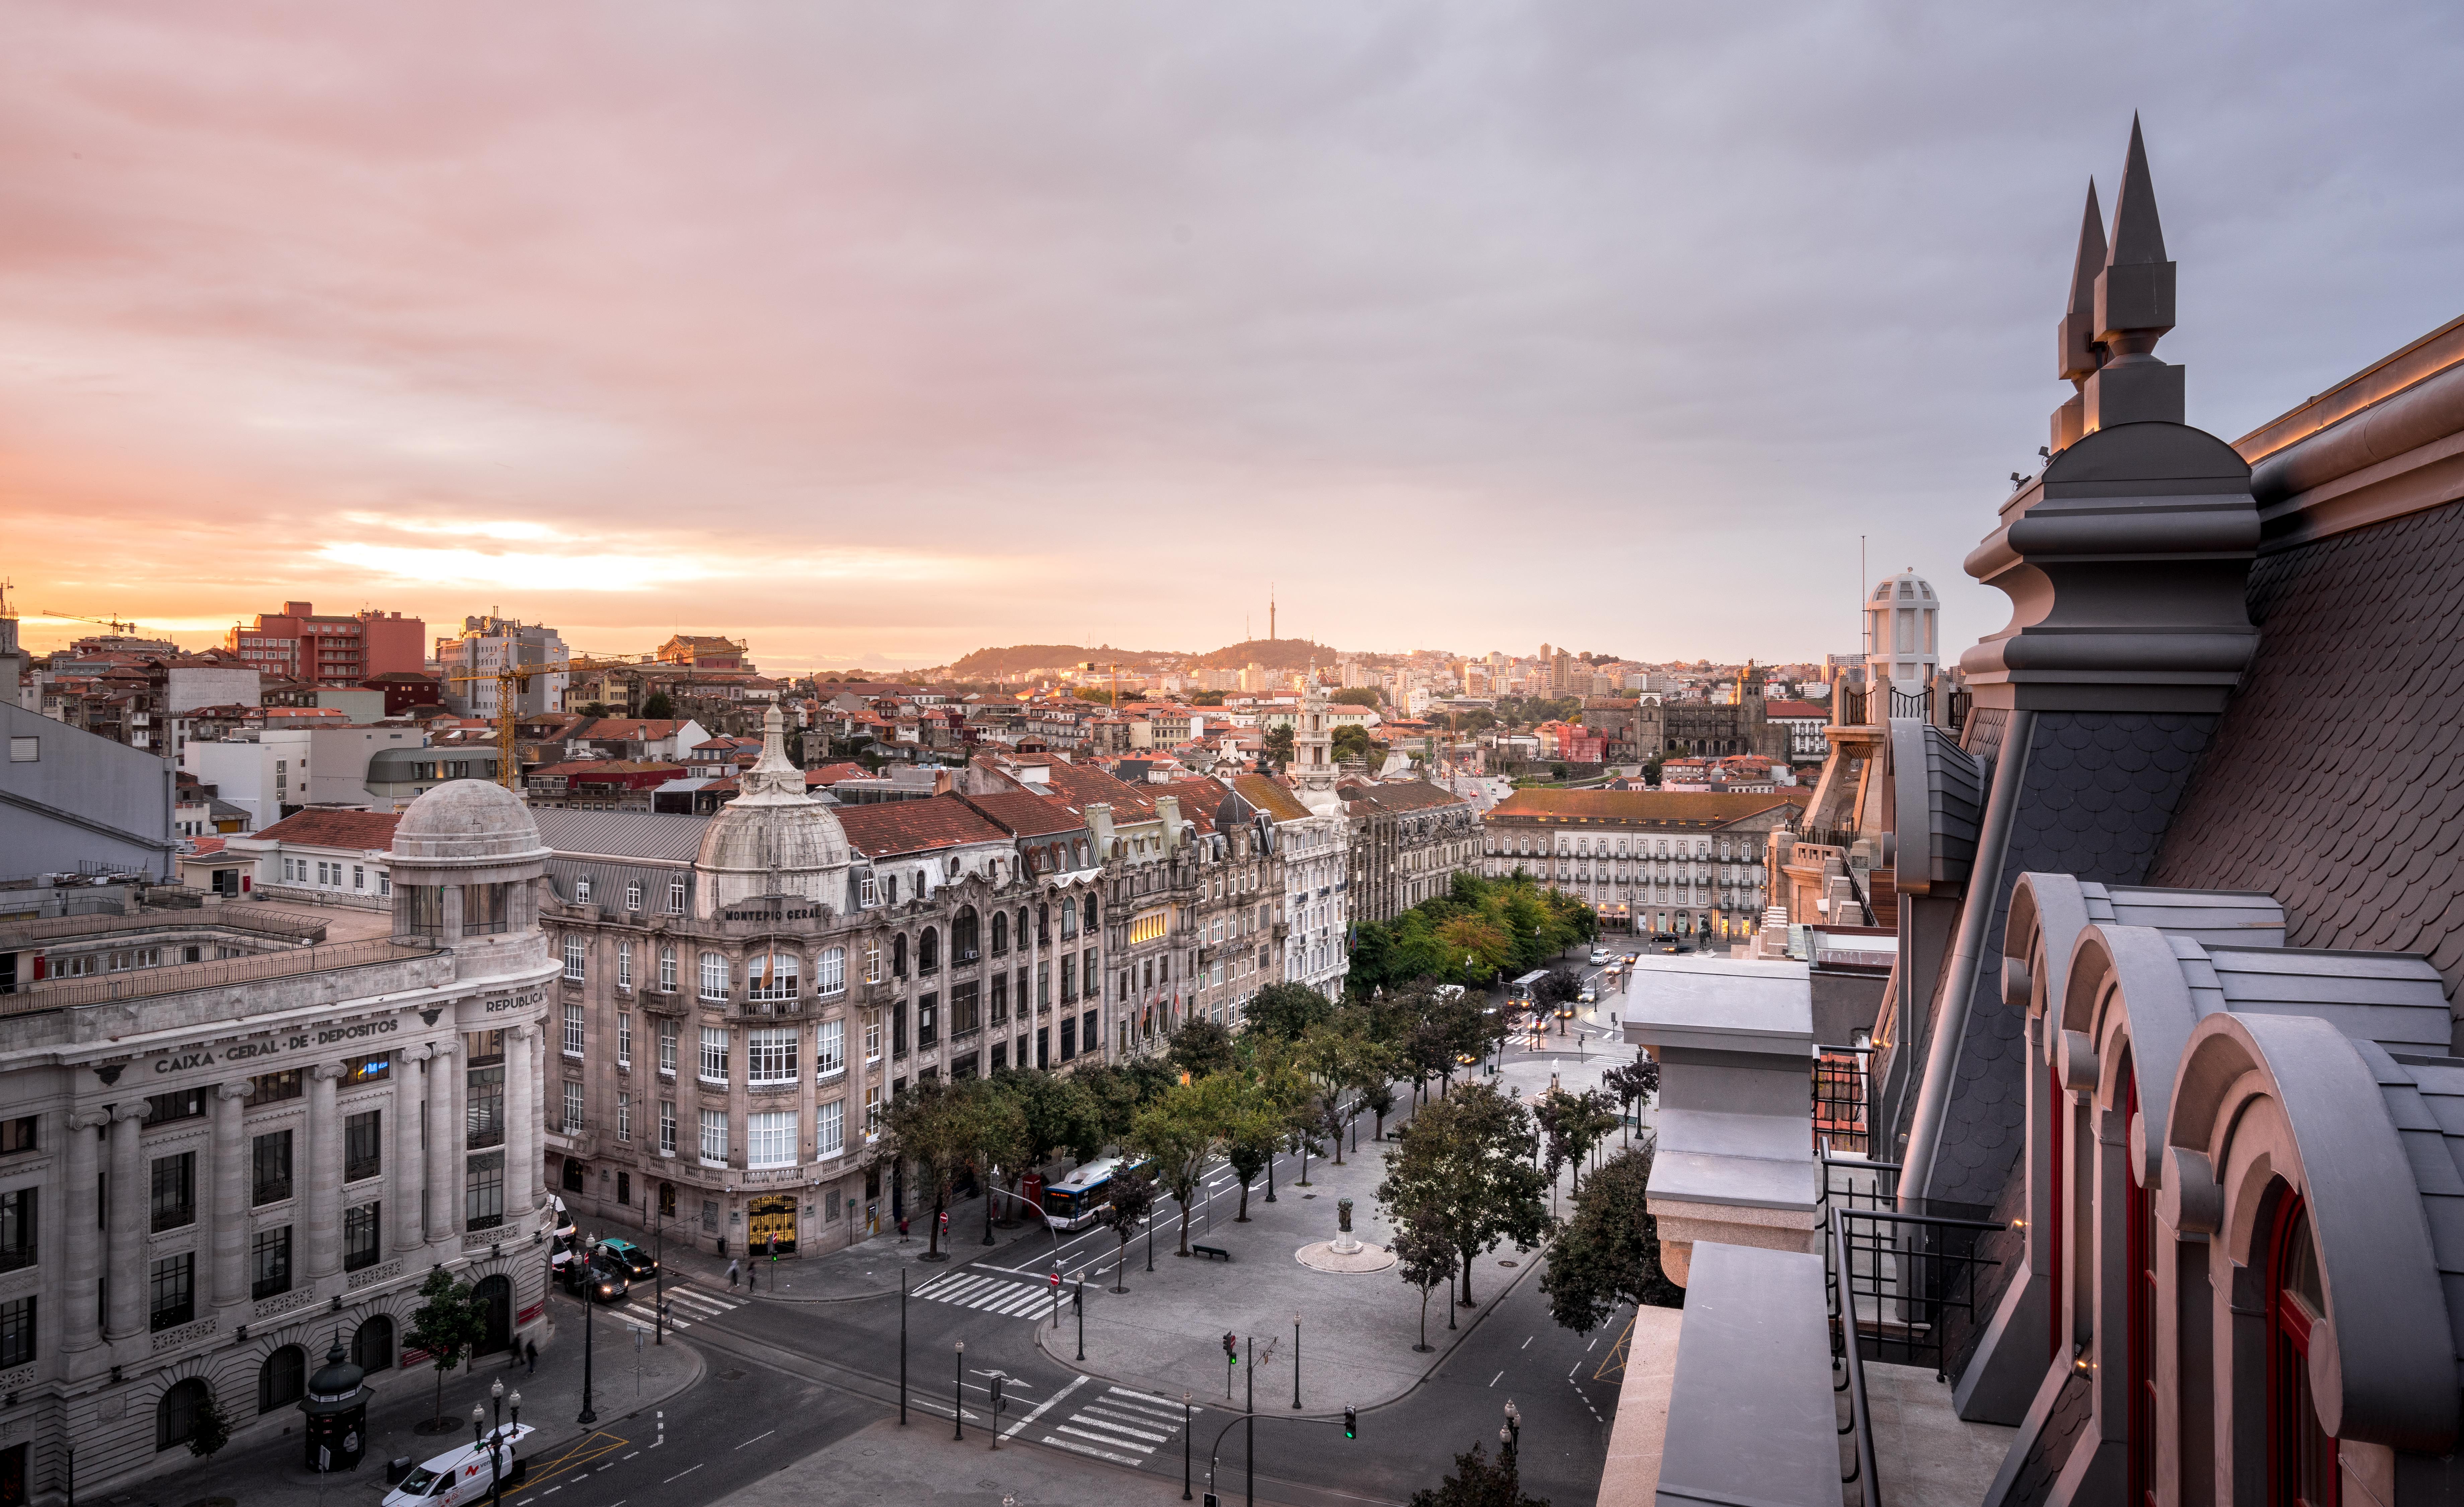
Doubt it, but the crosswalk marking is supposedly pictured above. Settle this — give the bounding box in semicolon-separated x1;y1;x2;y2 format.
913;1271;1055;1318
618;1284;746;1331
1038;1384;1195;1467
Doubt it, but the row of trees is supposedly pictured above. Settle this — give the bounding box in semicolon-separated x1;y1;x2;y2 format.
1347;871;1598;995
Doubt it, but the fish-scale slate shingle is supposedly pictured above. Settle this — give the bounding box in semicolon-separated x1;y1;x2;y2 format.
2152;498;2464;1007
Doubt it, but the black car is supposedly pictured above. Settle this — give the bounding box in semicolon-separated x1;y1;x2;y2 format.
1649;932;1682;954
556;1253;630;1305
596;1238;659;1281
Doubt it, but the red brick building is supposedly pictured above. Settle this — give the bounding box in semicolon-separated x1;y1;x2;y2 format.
225;601;426;684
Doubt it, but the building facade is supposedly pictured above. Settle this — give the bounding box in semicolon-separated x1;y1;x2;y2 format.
0;778;558;1503
225;603;426;686
1482;787;1802;936
1338;779;1482;924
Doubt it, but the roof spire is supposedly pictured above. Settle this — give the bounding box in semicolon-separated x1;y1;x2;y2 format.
2057;178;2105;382
2081;115;2183;430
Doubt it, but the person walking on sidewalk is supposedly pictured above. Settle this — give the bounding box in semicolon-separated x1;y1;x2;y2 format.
727;1258;740;1289
525;1339;538;1374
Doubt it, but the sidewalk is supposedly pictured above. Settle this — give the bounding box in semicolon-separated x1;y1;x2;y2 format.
163;1296;702;1507
703;1415;1168;1507
1031;1064;1611;1419
643;1199;1057;1306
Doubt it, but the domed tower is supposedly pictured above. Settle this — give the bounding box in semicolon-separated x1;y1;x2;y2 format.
694;704;853;917
388;776;553;982
1864;568;1940;698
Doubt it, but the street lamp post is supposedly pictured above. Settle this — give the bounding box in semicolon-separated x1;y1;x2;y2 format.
953;1341;965;1442
1292;1311;1301;1411
651;1207;665;1345
576;1236;599;1427
1182;1392;1194;1501
898;1268;908;1425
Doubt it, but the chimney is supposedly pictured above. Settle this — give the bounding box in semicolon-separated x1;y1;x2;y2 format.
1086;802;1118;861
1155;795;1184;852
931;768;952;796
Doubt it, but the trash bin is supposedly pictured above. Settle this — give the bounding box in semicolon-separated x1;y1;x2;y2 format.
386;1458;414;1487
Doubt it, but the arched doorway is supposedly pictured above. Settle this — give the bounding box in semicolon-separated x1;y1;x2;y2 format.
157;1378;210;1451
354;1314;396;1373
258;1345;307;1414
471;1274;513;1354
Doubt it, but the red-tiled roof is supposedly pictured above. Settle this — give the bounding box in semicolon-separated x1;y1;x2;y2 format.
1230;773;1312;823
252;809;404;850
1765;700;1830;718
805;762;870;784
960;790;1084;838
836;794;1012;858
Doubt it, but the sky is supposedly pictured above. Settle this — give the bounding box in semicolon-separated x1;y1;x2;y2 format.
4;2;2460;674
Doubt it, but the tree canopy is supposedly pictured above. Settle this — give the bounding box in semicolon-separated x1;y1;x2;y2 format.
1377;1081;1551;1306
1540;1142;1683;1331
1348;872;1595;994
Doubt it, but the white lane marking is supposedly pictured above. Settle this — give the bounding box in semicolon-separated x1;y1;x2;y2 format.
661;1464;700;1484
1056;1422;1156;1454
1004;1373;1087;1438
621;1452;638;1460
1586;1335;1600;1352
1488;1370;1504;1387
1044;1434;1148;1466
1096;1397;1186;1424
1106;1384;1184;1409
734;1430;774;1450
1520;1335;1533;1350
1075;1410;1171;1443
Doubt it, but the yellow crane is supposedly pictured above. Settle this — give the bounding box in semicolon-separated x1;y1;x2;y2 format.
40;607;153;637
443;655;649;790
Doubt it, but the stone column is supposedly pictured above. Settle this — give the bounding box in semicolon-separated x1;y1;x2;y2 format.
505;1025;536;1220
103;1102;152;1341
305;1062;347;1280
528;1025;549;1214
210;1084;252;1315
63;1109;109;1357
395;1046;431;1256
425;1039;459;1245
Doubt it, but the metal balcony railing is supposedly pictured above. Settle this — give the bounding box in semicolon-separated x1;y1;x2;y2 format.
1820;1158;2005;1382
1813;1044;1874;1157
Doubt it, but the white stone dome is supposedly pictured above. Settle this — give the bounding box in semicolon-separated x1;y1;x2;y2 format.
693;706;852;914
392;778;546;862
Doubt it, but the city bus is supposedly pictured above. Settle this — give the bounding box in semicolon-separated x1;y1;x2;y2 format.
1040;1154;1158;1230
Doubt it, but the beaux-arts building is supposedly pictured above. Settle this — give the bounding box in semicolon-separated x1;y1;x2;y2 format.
0;779;559;1504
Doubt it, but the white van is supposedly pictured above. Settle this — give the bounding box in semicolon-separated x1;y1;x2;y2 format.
383;1424;537;1507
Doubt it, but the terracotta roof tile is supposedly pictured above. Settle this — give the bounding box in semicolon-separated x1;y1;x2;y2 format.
836;793;1011;859
1487;787;1809;824
251;809;404;850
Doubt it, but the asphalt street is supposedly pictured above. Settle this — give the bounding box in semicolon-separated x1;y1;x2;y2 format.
500;945;1651;1507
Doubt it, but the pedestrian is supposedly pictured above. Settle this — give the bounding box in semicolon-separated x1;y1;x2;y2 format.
727;1258;740;1289
524;1339;538;1374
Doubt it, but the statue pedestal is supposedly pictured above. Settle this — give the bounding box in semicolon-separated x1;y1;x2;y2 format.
1331;1230;1362;1256
1295;1241;1395;1274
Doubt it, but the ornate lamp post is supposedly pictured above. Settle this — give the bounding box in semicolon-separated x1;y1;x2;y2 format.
576;1235;600;1427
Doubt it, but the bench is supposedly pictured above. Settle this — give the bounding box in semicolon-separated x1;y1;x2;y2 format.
1190;1244;1231;1262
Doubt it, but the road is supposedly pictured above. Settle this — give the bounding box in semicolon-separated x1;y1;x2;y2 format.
514;948;1640;1507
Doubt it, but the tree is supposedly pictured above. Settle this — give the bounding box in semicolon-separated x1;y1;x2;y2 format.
964;1083;1031;1242
1376;1082;1551;1308
1602;1057;1661;1148
1263;724;1296;769
880;1078;978;1260
1534;1088;1619;1203
185;1384;234;1459
1099;1167;1158;1292
1129;1077;1235;1257
1406;1443;1547;1507
1247;981;1336;1042
1330;687;1382;709
1224;1099;1282;1222
999;1067;1101;1177
1533;966;1583;1011
1541;1142;1683;1331
406;1267;488;1424
1169;1018;1238;1079
640;691;676;720
1331;724;1376;764
1393;1212;1459;1350
1299;1020;1390;1165
1361;1078;1398;1143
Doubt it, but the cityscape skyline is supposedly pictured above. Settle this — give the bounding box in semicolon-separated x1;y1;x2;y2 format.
8;4;2460;671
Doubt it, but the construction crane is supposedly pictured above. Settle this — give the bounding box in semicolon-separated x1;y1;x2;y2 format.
40;608;153;637
443;655;649;790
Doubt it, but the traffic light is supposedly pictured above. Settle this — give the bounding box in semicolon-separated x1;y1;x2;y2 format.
1343;1405;1357;1439
1223;1332;1239;1365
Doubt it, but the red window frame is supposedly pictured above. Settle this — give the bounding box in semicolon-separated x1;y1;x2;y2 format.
2268;1195;2338;1507
2124;1062;2155;1507
2048;1060;2065;1358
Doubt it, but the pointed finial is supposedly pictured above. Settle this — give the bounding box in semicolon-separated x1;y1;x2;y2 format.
2094;114;2175;358
2057;178;2106;382
2106;115;2168;268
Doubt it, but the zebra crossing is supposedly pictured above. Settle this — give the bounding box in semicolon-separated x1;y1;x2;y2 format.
1037;1384;1192;1468
912;1270;1057;1320
619;1282;745;1331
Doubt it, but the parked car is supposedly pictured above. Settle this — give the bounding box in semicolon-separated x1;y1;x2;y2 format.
597;1237;658;1281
